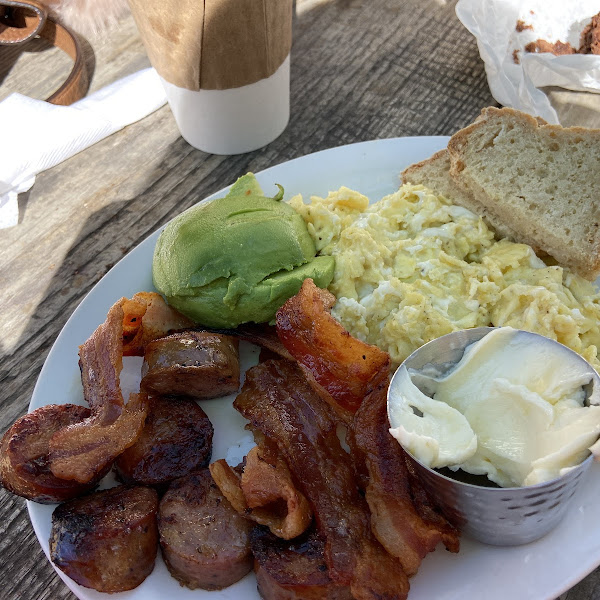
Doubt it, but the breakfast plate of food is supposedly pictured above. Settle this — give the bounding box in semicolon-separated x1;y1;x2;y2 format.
3;108;600;600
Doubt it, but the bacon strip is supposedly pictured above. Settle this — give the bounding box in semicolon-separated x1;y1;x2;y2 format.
232;324;295;361
122;292;194;356
208;461;248;512
234;359;409;600
210;440;312;540
348;384;459;575
275;279;390;422
49;299;149;483
404;455;461;554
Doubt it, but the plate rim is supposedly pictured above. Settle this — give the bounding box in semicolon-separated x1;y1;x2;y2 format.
25;134;600;600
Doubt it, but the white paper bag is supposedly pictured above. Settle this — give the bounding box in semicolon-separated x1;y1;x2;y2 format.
456;0;600;124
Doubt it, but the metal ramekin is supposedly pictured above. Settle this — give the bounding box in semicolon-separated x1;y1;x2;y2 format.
387;327;599;546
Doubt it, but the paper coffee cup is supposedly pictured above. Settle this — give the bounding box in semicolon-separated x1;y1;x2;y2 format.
128;0;292;155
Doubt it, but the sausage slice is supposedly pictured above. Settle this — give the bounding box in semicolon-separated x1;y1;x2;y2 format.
115;396;213;487
158;468;252;590
0;404;107;503
50;485;159;593
141;331;240;399
251;526;352;600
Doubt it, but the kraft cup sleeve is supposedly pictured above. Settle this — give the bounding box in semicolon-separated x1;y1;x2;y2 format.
127;0;292;91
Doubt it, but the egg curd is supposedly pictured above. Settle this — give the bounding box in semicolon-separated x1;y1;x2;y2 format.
289;184;600;371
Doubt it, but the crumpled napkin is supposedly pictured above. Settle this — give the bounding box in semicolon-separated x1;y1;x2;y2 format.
0;67;167;229
456;0;600;124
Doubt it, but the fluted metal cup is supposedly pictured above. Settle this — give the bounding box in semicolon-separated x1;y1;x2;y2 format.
388;327;599;546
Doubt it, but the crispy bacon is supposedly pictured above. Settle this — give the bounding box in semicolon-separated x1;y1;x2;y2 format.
234;324;294;361
234;359;409;600
122;292;194;356
404;456;461;554
348;384;459;575
275;279;390;421
209;461;247;511
204;324;295;361
210;438;312;540
49;299;149;483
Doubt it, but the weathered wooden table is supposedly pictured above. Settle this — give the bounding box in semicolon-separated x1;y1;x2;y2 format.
0;0;598;598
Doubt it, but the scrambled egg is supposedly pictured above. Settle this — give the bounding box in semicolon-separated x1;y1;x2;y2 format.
289;184;600;371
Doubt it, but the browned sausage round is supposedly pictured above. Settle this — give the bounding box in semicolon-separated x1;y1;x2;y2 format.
158;468;253;590
115;396;213;487
50;485;159;593
251;526;352;600
141;331;240;399
0;404;108;503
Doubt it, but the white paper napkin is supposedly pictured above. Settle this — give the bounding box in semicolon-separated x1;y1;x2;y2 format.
456;0;600;124
0;67;167;229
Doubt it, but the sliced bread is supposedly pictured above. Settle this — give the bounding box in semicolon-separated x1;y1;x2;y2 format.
401;149;522;242
447;107;600;279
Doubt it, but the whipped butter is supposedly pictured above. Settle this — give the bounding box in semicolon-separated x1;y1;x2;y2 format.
388;327;600;487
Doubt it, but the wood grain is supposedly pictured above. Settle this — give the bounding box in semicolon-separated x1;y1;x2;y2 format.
0;0;597;598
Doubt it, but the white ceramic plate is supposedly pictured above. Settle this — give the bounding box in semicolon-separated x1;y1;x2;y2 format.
28;137;600;600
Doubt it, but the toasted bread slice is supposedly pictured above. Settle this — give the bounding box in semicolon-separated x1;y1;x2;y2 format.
447;107;600;280
401;149;521;242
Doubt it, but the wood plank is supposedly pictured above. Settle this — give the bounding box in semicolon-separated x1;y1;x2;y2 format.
1;0;597;598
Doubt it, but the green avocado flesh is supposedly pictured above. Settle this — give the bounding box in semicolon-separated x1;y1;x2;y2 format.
152;173;335;328
167;256;335;328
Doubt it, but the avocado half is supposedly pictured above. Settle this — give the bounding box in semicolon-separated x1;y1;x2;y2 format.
152;173;335;328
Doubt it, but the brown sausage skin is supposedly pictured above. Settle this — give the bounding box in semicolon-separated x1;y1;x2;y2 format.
141;331;240;399
158;468;253;590
251;526;352;600
50;485;159;593
115;396;213;487
0;404;108;503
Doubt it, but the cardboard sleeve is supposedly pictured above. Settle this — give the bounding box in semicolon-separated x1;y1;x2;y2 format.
128;0;292;91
